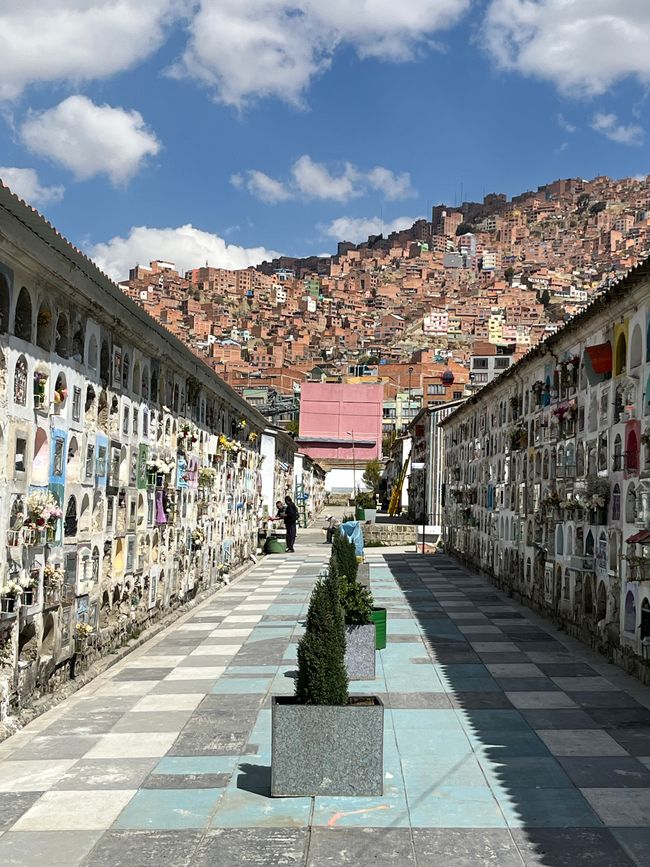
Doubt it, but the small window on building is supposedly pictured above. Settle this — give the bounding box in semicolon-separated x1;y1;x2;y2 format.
96;445;107;478
72;386;81;421
14;355;28;405
106;497;114;528
53;437;65;476
494;357;510;369
473;358;489;369
123;406;130;435
453;391;463;400
15;437;26;473
85;444;95;479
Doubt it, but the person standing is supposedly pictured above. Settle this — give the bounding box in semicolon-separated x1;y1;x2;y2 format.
284;495;299;552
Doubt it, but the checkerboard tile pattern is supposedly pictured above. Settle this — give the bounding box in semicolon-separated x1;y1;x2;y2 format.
1;540;650;865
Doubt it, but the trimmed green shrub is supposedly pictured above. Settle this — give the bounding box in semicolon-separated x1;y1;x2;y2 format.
295;575;348;706
339;574;373;625
333;533;358;582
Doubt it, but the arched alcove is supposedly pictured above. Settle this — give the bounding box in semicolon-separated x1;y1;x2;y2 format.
64;495;78;537
626;483;637;524
615;333;627;376
87;334;98;370
624;590;636;633
14;287;33;342
122;352;130;390
54;313;69;357
36;302;53;350
132;360;140;396
630;323;643;368
0;273;9;333
13;354;27;405
33;427;49;485
41;613;56;656
67;436;80;483
100;340;110;385
79;494;90;535
71;323;84;360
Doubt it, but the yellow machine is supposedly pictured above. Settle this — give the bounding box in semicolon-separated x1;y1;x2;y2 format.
388;452;411;516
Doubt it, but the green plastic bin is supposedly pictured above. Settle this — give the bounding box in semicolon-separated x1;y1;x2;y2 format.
265;538;286;554
371;607;387;650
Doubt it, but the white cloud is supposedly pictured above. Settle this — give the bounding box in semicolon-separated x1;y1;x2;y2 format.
231;170;291;204
0;167;64;206
21;96;161;186
0;1;183;100
235;156;415;204
483;1;650;96
322;215;420;243
366;166;415;201
292;156;359;202
557;113;577;134
591;112;644;146
87;224;279;281
174;0;470;107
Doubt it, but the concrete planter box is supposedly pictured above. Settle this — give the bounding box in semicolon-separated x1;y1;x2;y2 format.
345;623;376;680
364;509;377;524
271;695;384;797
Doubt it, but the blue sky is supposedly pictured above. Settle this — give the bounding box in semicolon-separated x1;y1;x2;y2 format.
0;2;649;280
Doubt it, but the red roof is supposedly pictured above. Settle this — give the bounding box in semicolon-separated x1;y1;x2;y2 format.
585;342;612;375
626;530;650;544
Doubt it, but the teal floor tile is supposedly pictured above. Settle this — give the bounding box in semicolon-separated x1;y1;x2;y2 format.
154;756;239;775
212;678;273;694
408;785;506;828
479;756;573;789
114;788;223;829
312;786;410;828
211;783;312;828
459;710;531;731
467;730;551;758
402;754;487;789
391;709;465;732
497;787;601;828
389;620;422;634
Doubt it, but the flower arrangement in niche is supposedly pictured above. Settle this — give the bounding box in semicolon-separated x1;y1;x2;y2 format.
191;527;205;547
641;429;650;445
146;458;173;475
44;562;64;587
586;474;610;510
26;492;63;529
198;467;217;487
179;422;198;445
34;371;47;391
0;580;22;598
248;431;258;442
76;622;93;639
238;419;247;429
53;386;68;404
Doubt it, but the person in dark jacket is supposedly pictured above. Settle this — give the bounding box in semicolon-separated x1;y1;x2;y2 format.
284;495;299;552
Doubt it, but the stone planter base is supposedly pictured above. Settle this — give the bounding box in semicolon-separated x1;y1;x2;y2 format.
345;623;376;680
271;695;384;797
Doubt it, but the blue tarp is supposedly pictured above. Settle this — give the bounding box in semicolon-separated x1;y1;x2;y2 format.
339;521;364;557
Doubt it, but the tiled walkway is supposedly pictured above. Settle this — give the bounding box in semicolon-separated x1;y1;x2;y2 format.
1;542;650;865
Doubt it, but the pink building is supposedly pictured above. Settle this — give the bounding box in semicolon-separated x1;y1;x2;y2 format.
297;383;383;491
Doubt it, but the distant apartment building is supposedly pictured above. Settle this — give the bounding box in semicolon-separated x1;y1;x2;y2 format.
470;341;516;387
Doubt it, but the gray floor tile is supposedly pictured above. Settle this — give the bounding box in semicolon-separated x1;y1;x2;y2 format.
0;792;43;830
511;828;635;866
192;828;308;866
581;787;650;826
307;828;416;865
612;828;650;867
9;735;100;760
53;758;158;790
0;830;102;866
519;709;599;730
84;829;201;866
558;756;650;788
412;828;523;866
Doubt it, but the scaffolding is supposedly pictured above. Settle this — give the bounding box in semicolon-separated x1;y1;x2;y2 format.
388;452;411;517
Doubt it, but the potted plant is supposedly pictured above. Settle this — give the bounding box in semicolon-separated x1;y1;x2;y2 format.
333;535;382;666
75;621;93;653
271;567;384;797
355;491;377;523
0;580;21;615
338;565;376;680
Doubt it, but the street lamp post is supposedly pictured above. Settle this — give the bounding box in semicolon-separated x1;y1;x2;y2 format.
347;429;356;500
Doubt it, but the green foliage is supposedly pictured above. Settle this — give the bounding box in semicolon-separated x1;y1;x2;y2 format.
295;575;348;706
339;574;373;625
355;491;375;509
361;459;383;494
332;532;358;582
455;221;474;236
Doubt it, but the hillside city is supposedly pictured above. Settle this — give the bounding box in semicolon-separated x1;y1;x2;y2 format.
119;173;650;441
